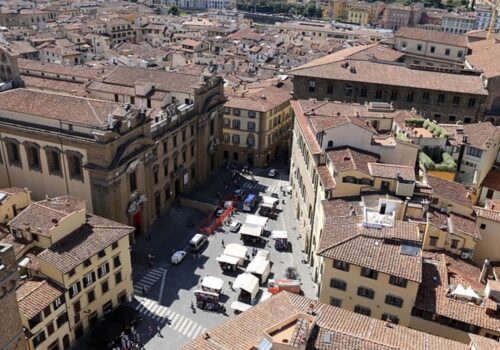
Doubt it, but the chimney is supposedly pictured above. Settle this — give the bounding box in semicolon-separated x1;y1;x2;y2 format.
479;259;490;284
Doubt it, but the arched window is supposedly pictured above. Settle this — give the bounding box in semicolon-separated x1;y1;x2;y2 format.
23;142;42;172
327;140;334;148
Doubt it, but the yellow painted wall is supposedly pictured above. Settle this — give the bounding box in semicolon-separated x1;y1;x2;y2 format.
332;170;373;198
0;190;31;224
473;217;500;264
428;171;455;181
320;261;419;327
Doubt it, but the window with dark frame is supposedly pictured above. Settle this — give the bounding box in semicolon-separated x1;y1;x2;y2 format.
332;259;349;271
354;305;371;316
330;278;347;291
357;286;375;299
360;267;378;280
385;295;403;308
389;275;407;288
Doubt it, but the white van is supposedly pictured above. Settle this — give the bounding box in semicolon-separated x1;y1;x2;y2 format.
189;233;207;251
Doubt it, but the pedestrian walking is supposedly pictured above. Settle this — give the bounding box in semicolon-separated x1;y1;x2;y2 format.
148;326;153;337
157;325;163;338
221;239;225;248
142;286;146;296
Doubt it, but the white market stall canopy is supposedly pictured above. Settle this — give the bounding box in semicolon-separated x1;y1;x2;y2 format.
230;300;253;313
216;254;240;265
271;230;288;240
202;276;224;291
233;273;260;296
246;258;271;276
240;224;262;237
261;196;278;208
245;214;268;227
255;249;270;260
224;243;247;259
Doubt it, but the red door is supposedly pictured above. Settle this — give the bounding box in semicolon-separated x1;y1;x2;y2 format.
133;210;142;235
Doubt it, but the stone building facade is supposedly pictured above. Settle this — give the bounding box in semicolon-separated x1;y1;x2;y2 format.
291;59;488;123
0;50;225;238
0;243;27;350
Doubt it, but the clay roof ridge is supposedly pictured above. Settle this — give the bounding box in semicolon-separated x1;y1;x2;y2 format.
317;229;362;255
33;200;78;217
318;320;400;350
86;98;103;126
17;280;46;302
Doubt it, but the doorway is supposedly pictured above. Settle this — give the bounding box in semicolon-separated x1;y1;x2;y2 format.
380;203;387;215
381;181;390;191
133;211;142;235
62;335;70;350
174;179;180;197
74;324;84;340
247;153;254;165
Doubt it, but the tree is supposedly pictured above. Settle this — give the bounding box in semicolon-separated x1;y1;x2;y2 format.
305;2;317;17
168;5;179;15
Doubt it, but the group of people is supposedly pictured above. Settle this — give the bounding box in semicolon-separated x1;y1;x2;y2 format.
110;327;145;350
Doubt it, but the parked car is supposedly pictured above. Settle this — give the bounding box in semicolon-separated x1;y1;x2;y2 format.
171;251;186;264
229;220;242;233
268;168;278;177
189;234;208;251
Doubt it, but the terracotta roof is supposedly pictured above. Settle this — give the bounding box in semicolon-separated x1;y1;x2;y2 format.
466;40;500;78
395;27;468;47
0;233;27;257
103;66;201;94
449;212;481;240
297;98;410;121
427;208;449;229
368;163;416;182
323;197;363;218
16;280;63;319
414;254;500;331
0;89;124;128
317;165;336;190
474;204;500;222
183;292;467;350
319;223;422;282
461;122;500;150
361;190;402;208
481;170;500;191
442;122;500;150
291;59;487;95
224;83;292;112
327;146;379;174
9;41;38;55
291;100;321;155
9;196;86;238
37;214;133;273
469;334;500;350
21;75;87;96
18;58;103;80
309;115;377;134
427;175;473;209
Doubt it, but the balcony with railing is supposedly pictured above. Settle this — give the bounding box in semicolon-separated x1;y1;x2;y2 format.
150;103;195;139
